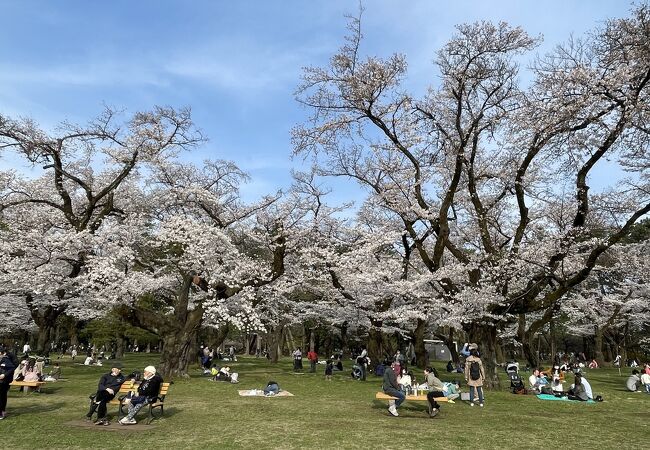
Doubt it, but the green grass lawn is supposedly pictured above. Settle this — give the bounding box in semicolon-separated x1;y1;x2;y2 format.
2;354;647;449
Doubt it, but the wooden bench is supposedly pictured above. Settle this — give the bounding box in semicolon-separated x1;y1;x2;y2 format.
10;380;46;393
375;392;449;402
116;382;171;424
89;380;136;416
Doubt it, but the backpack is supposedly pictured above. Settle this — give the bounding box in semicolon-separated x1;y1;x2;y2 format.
513;386;527;395
469;361;481;381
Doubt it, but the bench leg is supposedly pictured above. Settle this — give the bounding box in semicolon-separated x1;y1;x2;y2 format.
146;404;163;425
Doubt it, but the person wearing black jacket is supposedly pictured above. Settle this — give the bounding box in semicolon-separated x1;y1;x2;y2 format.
0;346;17;420
86;362;126;425
119;365;163;425
382;361;405;417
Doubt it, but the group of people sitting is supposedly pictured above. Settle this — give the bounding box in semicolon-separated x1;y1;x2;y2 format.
86;362;163;426
209;365;239;383
527;365;597;401
382;361;470;417
626;364;650;393
12;357;61;387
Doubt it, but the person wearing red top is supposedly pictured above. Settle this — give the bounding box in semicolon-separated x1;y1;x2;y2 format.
307;350;318;373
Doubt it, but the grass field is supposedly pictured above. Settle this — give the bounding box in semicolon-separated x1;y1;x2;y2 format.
2;354;647;449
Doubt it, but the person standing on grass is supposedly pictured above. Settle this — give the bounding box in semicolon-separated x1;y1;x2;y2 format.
86;362;126;425
464;348;485;407
424;367;444;418
383;361;405;417
119;366;163;425
292;348;303;372
307;349;318;373
358;348;368;381
325;359;333;381
0;346;17;420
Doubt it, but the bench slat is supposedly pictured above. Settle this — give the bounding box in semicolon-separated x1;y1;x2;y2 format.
375;392;448;402
10;381;46;387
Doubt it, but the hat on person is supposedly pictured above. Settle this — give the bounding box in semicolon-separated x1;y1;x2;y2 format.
111;361;123;369
468;343;478;350
144;365;156;374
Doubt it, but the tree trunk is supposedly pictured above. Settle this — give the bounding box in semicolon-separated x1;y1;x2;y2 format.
309;329;315;352
268;323;285;363
212;324;231;351
116;335;125;359
413;319;427;369
367;327;390;364
339;322;348;356
468;324;501;389
495;342;505;364
29;301;65;354
594;326;605;366
435;327;460;364
323;331;332;358
159;326;199;379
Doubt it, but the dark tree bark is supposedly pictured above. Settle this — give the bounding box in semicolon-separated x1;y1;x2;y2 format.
468;323;501;389
412;318;427;369
27;295;66;354
367;326;392;365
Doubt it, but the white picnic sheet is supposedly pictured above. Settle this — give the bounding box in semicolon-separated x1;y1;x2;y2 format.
238;389;294;397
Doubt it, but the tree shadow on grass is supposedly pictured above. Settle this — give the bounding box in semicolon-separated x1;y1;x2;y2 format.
371;400;429;416
11;403;62;416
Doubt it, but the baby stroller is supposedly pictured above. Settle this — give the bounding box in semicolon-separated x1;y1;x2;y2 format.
507;365;526;394
351;364;363;380
505;361;519;374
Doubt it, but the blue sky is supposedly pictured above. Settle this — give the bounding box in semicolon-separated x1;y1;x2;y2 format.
0;1;632;204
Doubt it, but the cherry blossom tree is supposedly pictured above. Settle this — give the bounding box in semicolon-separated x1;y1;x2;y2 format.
80;155;295;377
293;5;650;386
0;106;203;352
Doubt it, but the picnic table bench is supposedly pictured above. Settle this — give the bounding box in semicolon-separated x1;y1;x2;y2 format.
375;392;449;402
10;380;46;393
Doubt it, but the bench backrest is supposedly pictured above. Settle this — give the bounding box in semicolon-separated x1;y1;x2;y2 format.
119;381;170;396
118;380;137;394
159;382;171;396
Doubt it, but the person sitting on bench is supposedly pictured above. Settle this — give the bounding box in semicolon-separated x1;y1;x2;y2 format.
424;367;444;418
86;362;126;425
119;366;163;425
382;361;404;417
45;363;61;381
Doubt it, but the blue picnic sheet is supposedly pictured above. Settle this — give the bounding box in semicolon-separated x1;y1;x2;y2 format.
536;394;595;403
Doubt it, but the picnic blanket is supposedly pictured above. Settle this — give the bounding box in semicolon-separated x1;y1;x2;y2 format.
536;394;595;403
238;389;294;397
